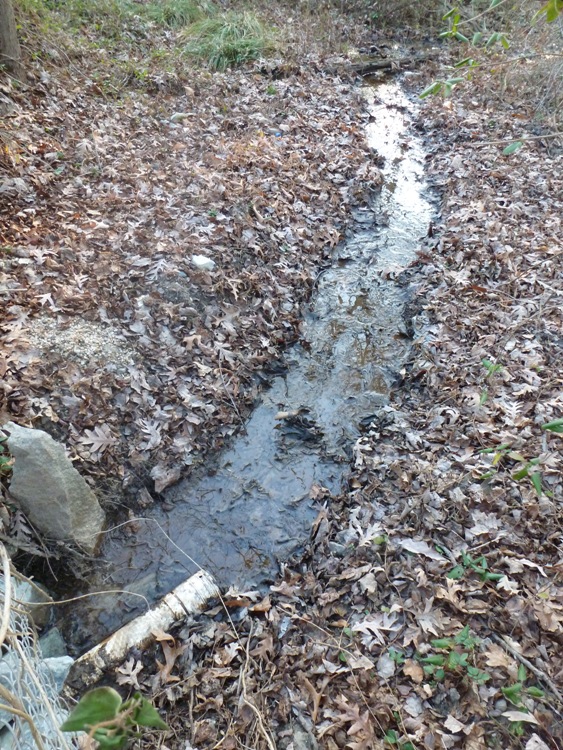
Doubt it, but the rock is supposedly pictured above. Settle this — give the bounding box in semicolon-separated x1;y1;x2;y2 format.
191;254;216;271
11;577;52;628
40;628;67;659
3;422;105;554
170;112;190;122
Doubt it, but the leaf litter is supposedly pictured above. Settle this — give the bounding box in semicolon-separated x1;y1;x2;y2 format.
1;5;563;750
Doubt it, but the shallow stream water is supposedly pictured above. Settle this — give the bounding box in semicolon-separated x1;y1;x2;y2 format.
63;82;435;652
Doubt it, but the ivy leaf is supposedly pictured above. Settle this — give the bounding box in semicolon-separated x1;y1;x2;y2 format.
61;688;122;732
133;696;169;730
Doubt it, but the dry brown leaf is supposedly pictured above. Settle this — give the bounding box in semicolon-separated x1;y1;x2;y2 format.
403;659;424;684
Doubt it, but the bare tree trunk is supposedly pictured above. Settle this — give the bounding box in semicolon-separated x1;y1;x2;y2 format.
0;0;24;80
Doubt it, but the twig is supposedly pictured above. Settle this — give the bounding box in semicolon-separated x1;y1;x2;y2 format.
491;633;563;705
218;363;244;426
240;622;277;750
457;0;510;27
469;131;563;146
0;685;47;750
0;542;11;648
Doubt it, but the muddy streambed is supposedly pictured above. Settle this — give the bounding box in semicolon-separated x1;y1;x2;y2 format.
61;82;435;653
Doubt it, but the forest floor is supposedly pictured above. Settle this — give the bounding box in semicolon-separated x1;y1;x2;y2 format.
1;2;563;749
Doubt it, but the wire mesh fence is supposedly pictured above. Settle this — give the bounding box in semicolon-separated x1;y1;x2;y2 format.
0;543;74;750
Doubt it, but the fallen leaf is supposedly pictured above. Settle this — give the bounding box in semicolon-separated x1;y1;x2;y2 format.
502;711;539;724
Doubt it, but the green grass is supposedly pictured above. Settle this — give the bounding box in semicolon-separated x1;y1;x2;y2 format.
182;11;274;71
145;0;216;28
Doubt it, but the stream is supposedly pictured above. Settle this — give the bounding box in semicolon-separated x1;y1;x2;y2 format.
62;81;435;653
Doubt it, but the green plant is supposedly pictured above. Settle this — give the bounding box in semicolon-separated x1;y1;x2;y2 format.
420;0;562;112
543;418;563;434
416;626;491;685
145;0;215;28
478;444;544;496
447;551;503;582
182;11;274;71
502;664;545;706
61;687;167;750
478;358;503;404
384;729;415;750
388;647;405;665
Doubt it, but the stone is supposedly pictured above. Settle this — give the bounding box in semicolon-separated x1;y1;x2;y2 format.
11;577;52;628
39;628;67;659
3;422;105;554
191;254;216;271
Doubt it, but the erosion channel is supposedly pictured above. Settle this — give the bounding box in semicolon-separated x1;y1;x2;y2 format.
63;80;435;653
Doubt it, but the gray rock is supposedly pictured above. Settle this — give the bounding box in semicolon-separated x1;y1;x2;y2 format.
39;628;67;659
3;422;105;554
12;578;52;628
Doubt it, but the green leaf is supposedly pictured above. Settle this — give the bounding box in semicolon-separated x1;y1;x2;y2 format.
517;664;527;682
454;31;469;42
434;668;446;681
484;572;503;581
542;418;563;433
385;729;399;744
472;31;483;44
448;651;468;669
442;6;458;19
419;81;443;99
447;564;466;580
512;466;529;481
454;57;473;68
526;686;545;698
466;666;490;683
133;697;168;730
485;32;500;47
421;655;446;666
93;730;128;750
455;625;477;648
61;688;123;732
431;638;455;649
479;389;488;405
530;472;542;496
538;0;563;22
502;683;523;704
489;0;504;6
503;141;524;155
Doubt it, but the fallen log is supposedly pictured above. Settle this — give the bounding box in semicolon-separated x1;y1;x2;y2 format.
65;569;220;691
351;52;438;77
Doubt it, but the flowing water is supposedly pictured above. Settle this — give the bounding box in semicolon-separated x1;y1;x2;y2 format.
62;82;435;652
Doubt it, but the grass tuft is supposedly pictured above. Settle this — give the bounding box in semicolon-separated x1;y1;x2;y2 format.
145;0;216;28
182;11;274;71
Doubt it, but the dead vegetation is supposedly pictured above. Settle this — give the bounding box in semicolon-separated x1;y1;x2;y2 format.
1;1;563;749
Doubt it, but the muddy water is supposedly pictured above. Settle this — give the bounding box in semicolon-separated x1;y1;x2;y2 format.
64;82;434;652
